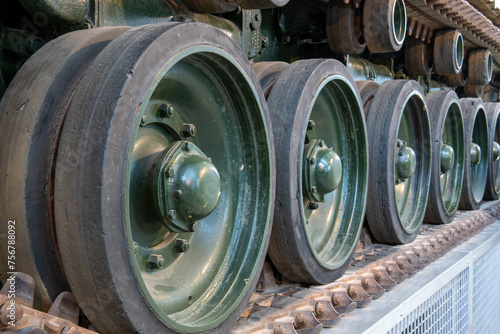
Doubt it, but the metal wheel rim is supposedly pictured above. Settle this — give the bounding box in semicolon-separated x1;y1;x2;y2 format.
300;75;367;270
439;101;464;214
124;45;272;332
394;93;428;234
471;107;488;202
493;116;500;193
392;0;407;45
455;33;464;70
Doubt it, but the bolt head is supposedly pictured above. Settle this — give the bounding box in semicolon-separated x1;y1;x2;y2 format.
189;221;199;232
309;202;319;210
174;239;190;253
165;167;175;178
174;189;182;199
167;209;177;220
307;120;315;130
133;242;139;255
148;254;165;269
182;123;197;137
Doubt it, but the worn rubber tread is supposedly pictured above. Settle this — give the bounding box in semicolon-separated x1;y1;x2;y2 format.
405;36;433;76
363;0;405;53
424;90;464;224
356;80;380;116
468;49;492;86
433;29;463;75
365;80;431;244
266;59;368;284
484;102;500;200
327;0;366;55
0;27;129;311
54;22;274;333
459;98;488;210
253;61;288;98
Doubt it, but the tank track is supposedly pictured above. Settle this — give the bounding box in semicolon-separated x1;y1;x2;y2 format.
3;202;499;334
404;0;500;68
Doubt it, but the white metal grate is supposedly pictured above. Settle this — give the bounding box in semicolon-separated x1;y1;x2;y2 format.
471;243;500;334
387;269;469;334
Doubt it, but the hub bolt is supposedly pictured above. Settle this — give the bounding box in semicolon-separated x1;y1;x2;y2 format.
133;242;139;255
148;254;165;269
174;189;183;199
309;202;319;210
167;209;177;220
189;221;199;232
174;239;190;253
182;123;197;137
307;120;315;130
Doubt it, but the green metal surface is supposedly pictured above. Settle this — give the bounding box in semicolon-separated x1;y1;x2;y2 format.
396;145;416;179
470;108;488;203
470;143;481;166
124;46;272;332
455;33;464;70
440;144;455;172
439;101;464;215
301;75;368;270
346;56;393;85
392;0;407;45
394;93;430;234
18;0;88;24
303;139;342;203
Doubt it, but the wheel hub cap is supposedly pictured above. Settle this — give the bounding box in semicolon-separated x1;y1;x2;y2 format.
493;141;500;161
304;139;342;203
470;143;481;166
155;141;221;233
396;145;416;179
440;144;455;172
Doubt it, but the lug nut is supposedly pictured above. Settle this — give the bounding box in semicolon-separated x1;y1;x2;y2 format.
167;209;177;220
307;120;315;130
189;221;199;232
148;254;165;269
174;189;182;199
133;242;139;255
157;104;174;117
182;123;197;137
309;202;319;210
165;167;174;177
174;239;190;253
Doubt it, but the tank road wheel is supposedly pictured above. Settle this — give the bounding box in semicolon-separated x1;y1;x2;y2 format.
327;0;366;55
366;80;431;244
434;29;464;75
484;103;500;200
0;27;129;311
54;23;274;333
405;36;433;76
253;61;289;98
459;98;488;210
424;90;465;224
266;59;368;284
356;80;380;115
468;49;493;86
363;0;407;53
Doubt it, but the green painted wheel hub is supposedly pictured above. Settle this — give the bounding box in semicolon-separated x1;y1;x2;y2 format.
440;144;455;172
124;44;273;332
470;142;481;166
396;145;416;179
493;141;500;161
155;141;221;233
304;139;342;203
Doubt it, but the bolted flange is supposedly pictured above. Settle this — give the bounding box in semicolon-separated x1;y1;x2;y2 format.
493;141;500;161
470;143;481;166
303;139;342;203
396;144;416;180
153;140;221;233
440;144;455;173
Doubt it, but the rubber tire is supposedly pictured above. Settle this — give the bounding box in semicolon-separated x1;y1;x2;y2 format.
405;36;433;76
0;27;129;311
182;0;237;13
266;59;367;284
443;71;466;87
253;61;288;98
363;0;406;53
484;102;500;200
468;49;493;86
356;80;380;116
366;80;431;244
239;0;289;9
459;98;488;210
54;23;273;333
434;29;463;75
327;0;366;55
424;90;464;224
